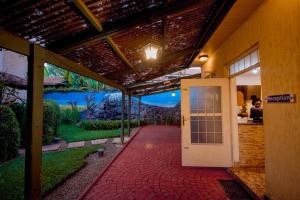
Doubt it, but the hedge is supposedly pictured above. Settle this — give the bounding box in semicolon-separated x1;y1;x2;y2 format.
10;103;27;148
43;100;61;144
80;119;145;130
10;101;61;147
61;108;80;125
0;105;20;162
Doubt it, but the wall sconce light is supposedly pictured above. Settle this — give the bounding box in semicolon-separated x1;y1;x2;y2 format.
171;92;176;97
252;68;260;74
144;43;160;60
199;55;208;62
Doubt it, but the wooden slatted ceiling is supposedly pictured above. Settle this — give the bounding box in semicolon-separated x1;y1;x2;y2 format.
83;0;164;23
63;40;128;75
107;57;186;85
0;0;235;88
0;0;91;46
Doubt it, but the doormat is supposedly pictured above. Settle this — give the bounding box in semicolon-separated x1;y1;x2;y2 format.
219;180;254;200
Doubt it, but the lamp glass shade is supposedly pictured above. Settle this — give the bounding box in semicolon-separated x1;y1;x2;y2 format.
199;55;208;62
145;44;159;60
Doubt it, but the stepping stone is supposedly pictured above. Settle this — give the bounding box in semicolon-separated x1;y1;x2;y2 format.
42;143;61;152
112;137;130;144
18;148;25;155
91;139;108;145
115;144;124;148
67;141;85;148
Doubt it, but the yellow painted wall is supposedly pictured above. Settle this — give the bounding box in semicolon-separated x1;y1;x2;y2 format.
203;0;300;199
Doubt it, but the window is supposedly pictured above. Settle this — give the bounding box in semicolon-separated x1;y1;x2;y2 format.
230;49;260;75
190;86;222;144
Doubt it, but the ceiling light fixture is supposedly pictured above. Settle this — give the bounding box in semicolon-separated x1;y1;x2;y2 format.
144;43;160;60
198;55;208;62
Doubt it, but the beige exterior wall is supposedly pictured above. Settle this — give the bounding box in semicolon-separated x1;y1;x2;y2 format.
202;0;300;199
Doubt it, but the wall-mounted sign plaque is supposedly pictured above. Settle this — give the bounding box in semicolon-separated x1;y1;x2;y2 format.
266;94;296;103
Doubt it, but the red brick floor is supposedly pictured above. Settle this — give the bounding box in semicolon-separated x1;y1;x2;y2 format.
80;125;233;200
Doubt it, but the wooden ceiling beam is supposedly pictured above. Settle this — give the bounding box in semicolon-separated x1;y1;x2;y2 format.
134;84;180;96
48;0;202;52
72;0;134;70
128;73;201;92
106;37;134;69
125;65;188;88
72;0;103;32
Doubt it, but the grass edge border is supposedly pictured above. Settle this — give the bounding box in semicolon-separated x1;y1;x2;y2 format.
42;147;100;198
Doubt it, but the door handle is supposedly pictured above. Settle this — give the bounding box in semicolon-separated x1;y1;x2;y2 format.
182;115;184;126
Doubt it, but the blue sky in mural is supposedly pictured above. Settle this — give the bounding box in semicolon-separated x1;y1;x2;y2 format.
44;91;108;105
44;90;181;107
141;90;181;107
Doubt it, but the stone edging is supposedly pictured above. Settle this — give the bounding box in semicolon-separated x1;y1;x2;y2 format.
77;126;144;200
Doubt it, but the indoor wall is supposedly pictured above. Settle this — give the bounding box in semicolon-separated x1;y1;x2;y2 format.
202;0;300;199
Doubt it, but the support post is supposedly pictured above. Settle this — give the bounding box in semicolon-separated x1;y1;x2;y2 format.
121;91;125;144
25;44;44;200
127;93;131;136
138;96;141;126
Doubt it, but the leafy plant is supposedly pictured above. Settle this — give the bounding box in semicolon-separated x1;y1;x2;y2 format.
10;103;27;148
61;107;80;125
79;119;145;130
0;105;20;162
43;100;61;144
0;83;26;105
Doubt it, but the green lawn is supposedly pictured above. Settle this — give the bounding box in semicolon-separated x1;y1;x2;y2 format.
58;124;128;143
0;145;100;200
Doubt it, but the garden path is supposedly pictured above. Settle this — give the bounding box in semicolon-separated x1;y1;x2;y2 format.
18;133;132;155
78;125;234;200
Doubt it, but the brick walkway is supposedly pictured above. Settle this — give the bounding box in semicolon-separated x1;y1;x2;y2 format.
80;125;233;200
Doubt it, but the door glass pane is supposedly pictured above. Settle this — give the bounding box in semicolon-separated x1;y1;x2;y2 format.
190;86;222;144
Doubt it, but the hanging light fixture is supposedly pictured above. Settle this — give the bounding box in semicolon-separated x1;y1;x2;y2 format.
198;55;208;62
144;43;160;60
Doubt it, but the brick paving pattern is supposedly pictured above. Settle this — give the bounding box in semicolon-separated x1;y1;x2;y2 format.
80;125;233;200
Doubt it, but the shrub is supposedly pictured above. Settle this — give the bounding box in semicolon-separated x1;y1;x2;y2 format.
0;105;20;162
9;101;61;147
10;102;27;148
80;119;145;130
43;100;61;144
61;107;80;125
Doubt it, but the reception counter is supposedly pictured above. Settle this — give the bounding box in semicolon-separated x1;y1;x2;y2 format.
237;122;264;167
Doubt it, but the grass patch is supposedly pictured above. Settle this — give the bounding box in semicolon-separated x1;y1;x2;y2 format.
0;145;100;200
59;105;86;111
58;124;128;143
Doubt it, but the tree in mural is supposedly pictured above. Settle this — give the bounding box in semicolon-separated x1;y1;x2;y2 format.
44;63;107;90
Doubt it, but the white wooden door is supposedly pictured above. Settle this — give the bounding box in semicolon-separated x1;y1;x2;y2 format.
181;78;232;167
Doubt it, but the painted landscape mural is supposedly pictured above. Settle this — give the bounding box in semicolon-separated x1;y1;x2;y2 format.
44;90;181;125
